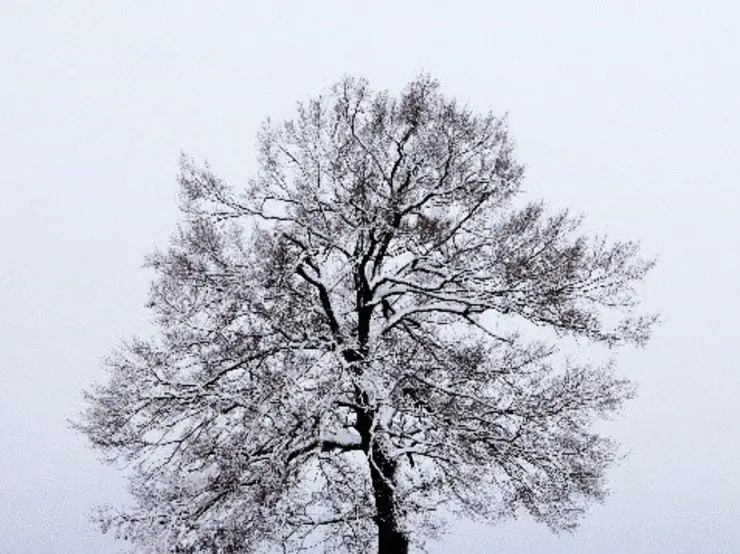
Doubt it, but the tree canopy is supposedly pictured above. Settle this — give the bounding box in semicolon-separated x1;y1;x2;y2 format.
77;76;656;554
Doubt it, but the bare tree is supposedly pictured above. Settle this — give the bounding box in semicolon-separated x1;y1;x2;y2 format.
76;76;657;554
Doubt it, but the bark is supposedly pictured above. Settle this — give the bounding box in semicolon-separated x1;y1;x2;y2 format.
355;396;409;554
351;262;409;553
369;442;409;554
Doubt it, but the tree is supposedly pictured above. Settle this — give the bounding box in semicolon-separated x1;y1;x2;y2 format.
76;76;657;554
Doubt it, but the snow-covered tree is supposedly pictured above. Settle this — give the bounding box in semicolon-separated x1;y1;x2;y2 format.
76;76;657;554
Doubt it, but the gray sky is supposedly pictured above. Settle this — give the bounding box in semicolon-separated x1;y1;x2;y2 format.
1;1;738;553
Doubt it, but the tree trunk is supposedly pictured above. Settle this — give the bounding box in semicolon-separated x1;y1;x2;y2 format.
355;395;409;554
369;443;409;554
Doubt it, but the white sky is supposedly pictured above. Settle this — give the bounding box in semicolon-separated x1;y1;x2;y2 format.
1;2;738;553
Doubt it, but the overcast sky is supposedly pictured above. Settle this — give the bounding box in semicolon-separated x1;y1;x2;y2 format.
1;2;738;553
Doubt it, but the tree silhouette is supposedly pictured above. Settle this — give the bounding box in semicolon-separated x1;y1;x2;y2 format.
77;76;656;554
